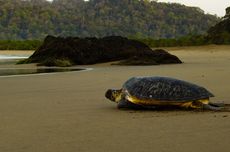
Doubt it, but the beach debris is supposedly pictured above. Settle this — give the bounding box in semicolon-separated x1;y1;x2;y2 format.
105;76;225;111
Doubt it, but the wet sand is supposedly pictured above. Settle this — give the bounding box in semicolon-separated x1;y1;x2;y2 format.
0;45;230;152
0;50;34;56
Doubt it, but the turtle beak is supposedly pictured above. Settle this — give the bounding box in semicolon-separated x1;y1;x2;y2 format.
105;89;116;102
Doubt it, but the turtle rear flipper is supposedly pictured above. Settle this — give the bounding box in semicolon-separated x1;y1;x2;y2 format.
209;102;225;107
202;103;225;111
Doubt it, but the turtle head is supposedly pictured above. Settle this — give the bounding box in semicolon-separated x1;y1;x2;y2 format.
105;89;122;103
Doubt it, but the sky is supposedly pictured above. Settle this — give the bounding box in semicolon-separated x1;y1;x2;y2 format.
157;0;230;17
46;0;230;17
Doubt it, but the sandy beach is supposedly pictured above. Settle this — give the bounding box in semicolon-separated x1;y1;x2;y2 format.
0;45;230;152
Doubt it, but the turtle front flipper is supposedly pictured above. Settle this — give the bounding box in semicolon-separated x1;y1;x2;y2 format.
118;99;145;109
118;99;157;110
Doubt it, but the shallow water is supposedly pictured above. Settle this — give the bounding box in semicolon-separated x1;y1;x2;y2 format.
0;54;29;65
0;54;29;60
0;56;84;76
0;68;84;76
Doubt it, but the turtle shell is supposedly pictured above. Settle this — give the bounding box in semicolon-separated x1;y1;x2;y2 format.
122;77;214;101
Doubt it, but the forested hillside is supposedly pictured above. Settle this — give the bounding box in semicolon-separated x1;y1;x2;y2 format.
207;7;230;44
0;0;219;40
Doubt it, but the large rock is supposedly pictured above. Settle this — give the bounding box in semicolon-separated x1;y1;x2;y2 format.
23;35;182;66
207;7;230;44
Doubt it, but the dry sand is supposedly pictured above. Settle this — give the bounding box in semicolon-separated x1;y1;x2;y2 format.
0;45;230;152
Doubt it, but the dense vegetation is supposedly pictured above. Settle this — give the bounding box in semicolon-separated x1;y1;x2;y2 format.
0;0;219;40
134;35;208;47
0;35;208;50
0;34;221;50
0;40;42;50
206;7;230;44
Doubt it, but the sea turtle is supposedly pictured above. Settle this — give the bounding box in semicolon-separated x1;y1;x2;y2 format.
105;76;224;110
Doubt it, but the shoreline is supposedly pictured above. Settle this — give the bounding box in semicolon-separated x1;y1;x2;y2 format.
0;67;93;78
155;44;230;51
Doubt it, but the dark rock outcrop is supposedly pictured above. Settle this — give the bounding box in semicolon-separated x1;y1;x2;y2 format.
23;35;182;66
207;7;230;44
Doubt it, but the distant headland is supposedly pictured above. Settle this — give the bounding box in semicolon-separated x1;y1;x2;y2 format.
207;7;230;44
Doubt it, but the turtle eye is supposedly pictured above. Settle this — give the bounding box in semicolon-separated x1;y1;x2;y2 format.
112;92;118;98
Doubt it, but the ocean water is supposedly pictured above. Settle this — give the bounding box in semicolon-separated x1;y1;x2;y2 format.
0;55;29;60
